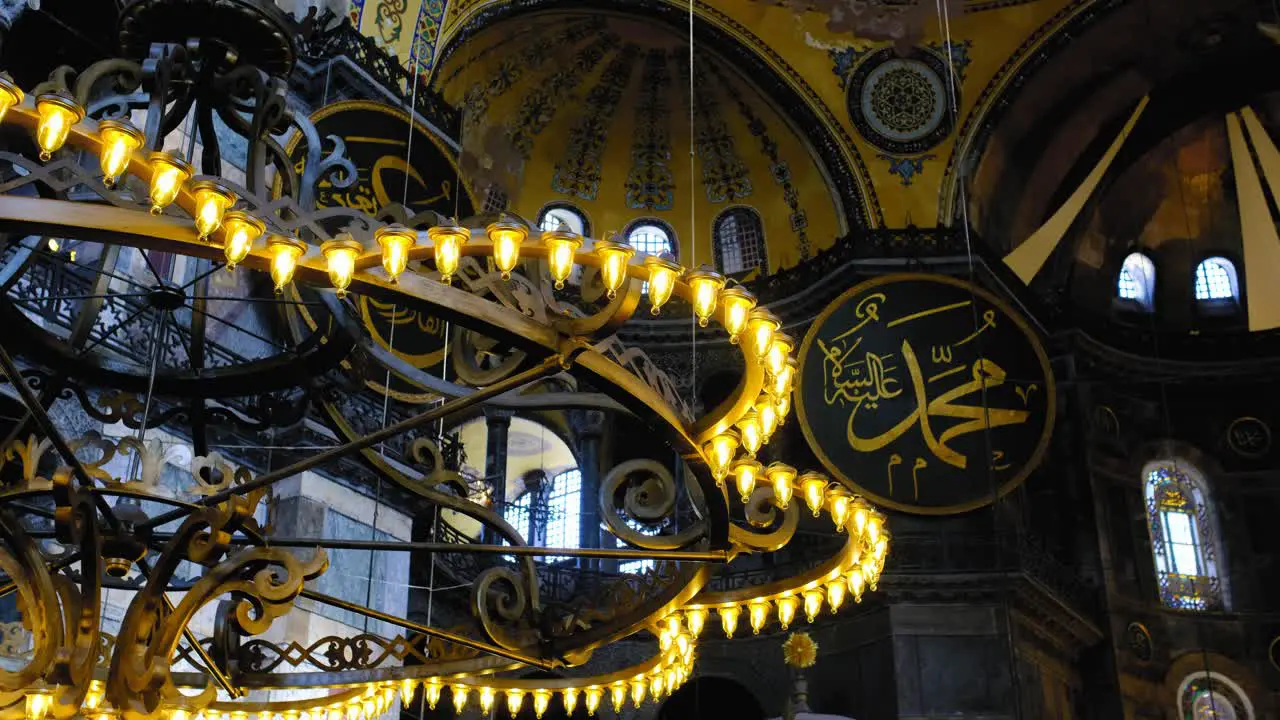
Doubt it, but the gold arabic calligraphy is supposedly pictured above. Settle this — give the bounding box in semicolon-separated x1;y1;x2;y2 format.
819;296;1031;472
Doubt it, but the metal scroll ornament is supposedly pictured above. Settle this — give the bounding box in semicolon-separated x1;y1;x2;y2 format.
796;274;1055;514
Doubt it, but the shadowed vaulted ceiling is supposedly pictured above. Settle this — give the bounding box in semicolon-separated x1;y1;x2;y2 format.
433;12;844;274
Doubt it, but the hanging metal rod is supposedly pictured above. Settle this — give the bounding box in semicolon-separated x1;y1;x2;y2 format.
139;353;574;531
298;588;559;670
141;533;727;561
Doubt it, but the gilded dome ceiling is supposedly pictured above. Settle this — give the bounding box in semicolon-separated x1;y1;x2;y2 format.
432;12;847;275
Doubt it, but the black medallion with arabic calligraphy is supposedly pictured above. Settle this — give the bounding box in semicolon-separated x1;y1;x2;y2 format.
796;274;1055;514
284;101;476;401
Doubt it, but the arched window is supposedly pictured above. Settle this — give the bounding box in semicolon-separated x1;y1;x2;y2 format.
713;208;766;276
1117;252;1155;310
625;220;676;258
538;203;589;237
1178;671;1254;720
502;468;582;563
1194;256;1239;303
1144;460;1224;611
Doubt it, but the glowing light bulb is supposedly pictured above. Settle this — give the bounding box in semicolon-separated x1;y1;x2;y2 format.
685;266;725;327
487;217;527;280
798;471;827;517
0;74;23;124
374;224;417;283
542;225;581;289
563;688;580;717
719;605;741;638
26;692;52;720
847;568;866;600
267;235;306;292
190;179;236;239
747;308;781;363
803;589;824;623
665;666;678;692
765;333;795;378
826;578;846;612
659;626;674;652
609;684;626;713
766;462;796;510
748;598;771;634
629;678;646;707
594;236;635;299
675;632;692;662
147;152;192;215
867;514;884;544
399;679;417;705
644;255;681;314
685;607;707;637
649;673;664;699
423;680;442;710
852;498;872;535
775;594;798;629
732;457;762;504
736;409;763;456
665;614;682;637
772;357;797;398
449;686;468;712
83;681;105;712
97;118;143;188
875;534;889;561
171;709;190;720
829;491;853;532
321;236;362;298
505;689;524;715
426;223;467;284
584;687;602;716
704;431;739;483
531;689;551;719
756;396;779;442
35;92;83;161
719;286;756;343
220;211;264;269
478;687;495;714
775;392;791;425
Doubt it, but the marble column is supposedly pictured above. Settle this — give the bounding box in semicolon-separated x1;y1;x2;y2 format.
482;407;512;545
574;410;608;568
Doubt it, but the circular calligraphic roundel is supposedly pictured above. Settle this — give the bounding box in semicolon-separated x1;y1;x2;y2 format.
283;100;477;402
796;274;1055;514
846;47;957;154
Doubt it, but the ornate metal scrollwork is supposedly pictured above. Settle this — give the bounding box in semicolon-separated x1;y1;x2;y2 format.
106;506;327;720
600;459;705;551
46;471;102;718
238;631;480;673
472;566;539;652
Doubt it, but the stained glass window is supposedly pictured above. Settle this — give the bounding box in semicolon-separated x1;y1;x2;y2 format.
1178;672;1253;720
1117;252;1155;310
1144;461;1223;611
1194;257;1237;302
714;208;766;276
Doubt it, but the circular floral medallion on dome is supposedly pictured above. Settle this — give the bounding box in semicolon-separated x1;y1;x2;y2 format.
846;48;958;154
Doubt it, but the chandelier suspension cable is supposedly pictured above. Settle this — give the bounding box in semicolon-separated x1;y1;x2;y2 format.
933;2;1027;717
688;0;698;412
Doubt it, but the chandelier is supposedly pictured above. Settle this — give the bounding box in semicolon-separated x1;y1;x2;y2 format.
0;3;890;720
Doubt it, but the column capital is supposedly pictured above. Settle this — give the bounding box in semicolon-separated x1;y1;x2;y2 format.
483;406;515;425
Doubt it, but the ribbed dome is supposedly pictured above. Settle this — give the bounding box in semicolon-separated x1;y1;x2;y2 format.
434;11;845;276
